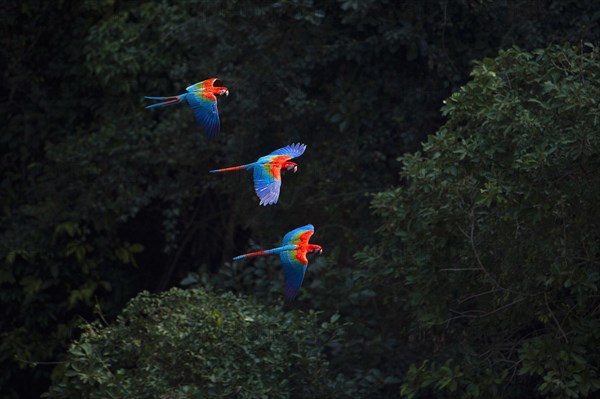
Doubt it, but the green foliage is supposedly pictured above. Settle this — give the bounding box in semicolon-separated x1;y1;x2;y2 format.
359;44;600;398
48;288;350;399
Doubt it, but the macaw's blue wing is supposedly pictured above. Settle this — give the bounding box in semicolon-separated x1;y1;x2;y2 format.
278;224;315;299
252;163;282;206
268;143;307;159
279;249;308;300
186;91;220;139
281;224;314;246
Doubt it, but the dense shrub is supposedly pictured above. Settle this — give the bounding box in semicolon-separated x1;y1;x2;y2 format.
48;288;349;398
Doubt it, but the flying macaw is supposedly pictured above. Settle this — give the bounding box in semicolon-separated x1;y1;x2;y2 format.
144;78;228;139
210;143;306;206
233;224;323;300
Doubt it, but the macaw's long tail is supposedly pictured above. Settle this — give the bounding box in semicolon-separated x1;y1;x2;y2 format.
210;164;253;173
233;245;295;261
144;94;186;109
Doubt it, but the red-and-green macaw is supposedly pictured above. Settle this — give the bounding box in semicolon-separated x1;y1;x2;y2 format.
144;78;228;139
233;224;323;300
210;143;306;206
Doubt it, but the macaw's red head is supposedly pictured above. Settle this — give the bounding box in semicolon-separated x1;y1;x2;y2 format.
213;80;229;97
283;161;298;173
310;244;323;255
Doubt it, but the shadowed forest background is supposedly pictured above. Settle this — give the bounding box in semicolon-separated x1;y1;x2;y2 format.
2;1;600;398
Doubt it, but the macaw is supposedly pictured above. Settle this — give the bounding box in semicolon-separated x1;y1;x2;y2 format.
210;143;306;206
233;224;323;300
144;78;228;139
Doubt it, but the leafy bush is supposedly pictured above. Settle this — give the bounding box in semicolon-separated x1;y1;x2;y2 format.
358;44;600;398
48;288;349;399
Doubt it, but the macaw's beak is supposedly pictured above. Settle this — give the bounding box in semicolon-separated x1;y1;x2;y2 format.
315;248;323;255
292;165;297;173
225;90;229;96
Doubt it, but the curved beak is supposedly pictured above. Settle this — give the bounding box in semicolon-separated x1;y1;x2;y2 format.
315;248;323;255
225;90;229;96
292;165;297;173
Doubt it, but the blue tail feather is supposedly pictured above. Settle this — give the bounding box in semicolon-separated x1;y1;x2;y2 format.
144;94;185;109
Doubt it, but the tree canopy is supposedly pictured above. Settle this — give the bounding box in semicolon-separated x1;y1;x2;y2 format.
359;44;600;398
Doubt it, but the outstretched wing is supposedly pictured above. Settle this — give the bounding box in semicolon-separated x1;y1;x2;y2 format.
279;225;315;300
267;143;306;159
186;91;220;139
252;164;282;206
281;224;314;246
250;145;306;205
186;78;219;93
279;249;308;300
